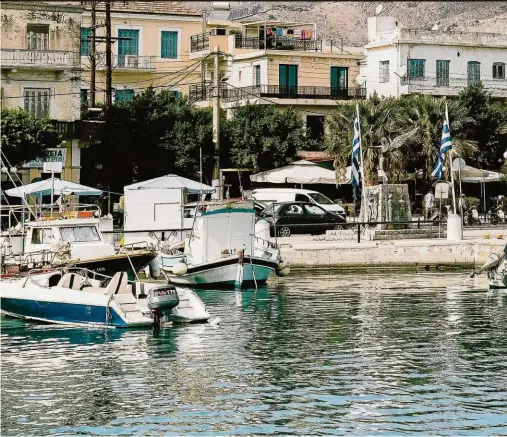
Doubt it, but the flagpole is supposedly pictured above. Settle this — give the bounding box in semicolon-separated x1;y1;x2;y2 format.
356;104;366;221
446;104;457;215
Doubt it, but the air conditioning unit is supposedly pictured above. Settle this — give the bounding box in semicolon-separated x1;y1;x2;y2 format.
125;55;139;68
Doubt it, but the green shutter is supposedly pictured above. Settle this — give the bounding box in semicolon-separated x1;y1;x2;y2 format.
115;89;134;102
161;31;178;59
279;65;287;88
436;60;450;86
118;29;139;66
331;67;348;97
288;65;298;88
81;27;91;56
467;61;481;85
409;59;425;79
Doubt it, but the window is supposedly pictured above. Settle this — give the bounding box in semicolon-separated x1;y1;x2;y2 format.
467;61;481;86
286;204;304;215
436;60;450;86
115;89;134;102
80;89;88;106
295;194;310;202
309;192;334;205
32;228;55;244
118;29;139;67
161;31;178;59
279;64;298;94
379;61;390;83
24;88;50;118
60;226;100;243
331;66;348;96
304;204;326;216
493;62;505;79
306;115;325;143
255;65;261;87
26;24;49;50
409;59;425;79
81;27;92;56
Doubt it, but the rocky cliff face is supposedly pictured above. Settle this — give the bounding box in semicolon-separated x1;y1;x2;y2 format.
185;1;507;46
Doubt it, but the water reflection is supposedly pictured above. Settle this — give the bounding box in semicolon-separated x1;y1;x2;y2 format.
2;271;507;436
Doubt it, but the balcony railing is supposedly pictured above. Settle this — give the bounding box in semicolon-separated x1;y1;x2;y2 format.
235;36;322;52
1;49;79;68
400;77;507;96
95;53;156;70
52;120;104;142
190;33;210;53
189;84;366;103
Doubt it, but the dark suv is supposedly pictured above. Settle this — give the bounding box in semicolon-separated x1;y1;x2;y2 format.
259;202;347;237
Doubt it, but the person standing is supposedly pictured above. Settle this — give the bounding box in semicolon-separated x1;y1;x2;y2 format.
424;190;435;219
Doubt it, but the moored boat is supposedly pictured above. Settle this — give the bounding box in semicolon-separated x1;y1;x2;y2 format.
470;243;507;290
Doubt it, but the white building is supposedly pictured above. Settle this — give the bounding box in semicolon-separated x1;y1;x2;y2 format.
361;17;507;99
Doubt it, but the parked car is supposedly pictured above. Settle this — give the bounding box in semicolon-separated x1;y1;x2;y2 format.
251;188;346;215
259;201;347;237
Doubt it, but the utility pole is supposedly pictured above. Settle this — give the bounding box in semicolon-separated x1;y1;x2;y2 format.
105;0;112;110
90;0;96;106
211;46;221;200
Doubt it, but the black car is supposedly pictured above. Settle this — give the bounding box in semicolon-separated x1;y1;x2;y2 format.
259;201;347;237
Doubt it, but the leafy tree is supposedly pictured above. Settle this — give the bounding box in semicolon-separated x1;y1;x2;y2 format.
0;108;60;167
225;103;314;173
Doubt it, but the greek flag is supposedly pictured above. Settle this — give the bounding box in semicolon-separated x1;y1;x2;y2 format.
351;108;361;189
431;111;452;179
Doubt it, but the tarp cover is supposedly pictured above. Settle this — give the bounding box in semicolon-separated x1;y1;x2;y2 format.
251;160;347;184
125;174;215;194
5;178;103;198
454;165;502;183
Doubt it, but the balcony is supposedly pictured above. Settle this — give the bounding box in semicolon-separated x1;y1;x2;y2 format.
1;49;79;69
95;53;156;71
189;84;366;103
400;77;507;98
190;33;210;53
234;36;322;52
52;120;104;142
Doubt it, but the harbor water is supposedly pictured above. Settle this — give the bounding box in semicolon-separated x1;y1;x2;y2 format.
2;271;507;435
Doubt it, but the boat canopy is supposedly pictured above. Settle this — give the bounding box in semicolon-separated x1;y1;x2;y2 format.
5;178;103;198
125;174;215;194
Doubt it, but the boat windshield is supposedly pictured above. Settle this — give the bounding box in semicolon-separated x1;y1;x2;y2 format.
309;192;334;205
60;226;100;243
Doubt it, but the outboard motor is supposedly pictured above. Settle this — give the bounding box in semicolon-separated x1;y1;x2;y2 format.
147;285;180;327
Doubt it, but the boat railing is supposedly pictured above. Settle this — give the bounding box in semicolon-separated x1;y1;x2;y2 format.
252;235;278;249
118;241;154;253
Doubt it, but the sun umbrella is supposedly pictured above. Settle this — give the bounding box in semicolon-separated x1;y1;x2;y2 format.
125;174;215;194
5;178;103;198
453;165;502;183
250;160;346;184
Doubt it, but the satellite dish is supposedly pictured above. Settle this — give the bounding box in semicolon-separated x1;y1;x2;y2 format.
452;158;466;171
431;23;439;31
397;65;407;76
354;74;367;86
375;4;383;15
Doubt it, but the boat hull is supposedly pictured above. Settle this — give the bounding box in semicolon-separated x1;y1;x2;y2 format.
166;255;278;290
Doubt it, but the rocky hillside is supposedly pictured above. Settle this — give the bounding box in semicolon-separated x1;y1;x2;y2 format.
185;1;507;46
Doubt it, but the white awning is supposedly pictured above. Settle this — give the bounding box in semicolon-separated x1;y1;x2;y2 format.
125;174;215;194
250;160;345;184
5;178;103;198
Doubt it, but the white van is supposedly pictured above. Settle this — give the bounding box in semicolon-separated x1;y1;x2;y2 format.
251;188;345;215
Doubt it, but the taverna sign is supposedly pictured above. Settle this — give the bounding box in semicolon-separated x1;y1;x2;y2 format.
22;148;67;169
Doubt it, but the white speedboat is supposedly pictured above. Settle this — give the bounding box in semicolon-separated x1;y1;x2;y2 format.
470;244;507;290
161;207;289;289
1;269;211;328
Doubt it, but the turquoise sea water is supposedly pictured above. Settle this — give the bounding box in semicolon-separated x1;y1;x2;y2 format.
2;271;507;436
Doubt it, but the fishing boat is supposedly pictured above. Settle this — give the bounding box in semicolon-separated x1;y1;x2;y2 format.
1;216;155;279
470;243;507;289
161;207;289;289
0;268;211;328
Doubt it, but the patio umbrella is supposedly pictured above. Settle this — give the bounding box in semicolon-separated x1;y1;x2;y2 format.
454;165;502;183
5;178;103;198
250;160;347;184
125;174;215;194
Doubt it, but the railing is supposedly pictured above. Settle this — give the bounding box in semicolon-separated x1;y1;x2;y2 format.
190;33;210;53
1;49;79;68
223;85;366;101
235;36;322;52
51;120;104;142
400;77;507;96
95;53;156;70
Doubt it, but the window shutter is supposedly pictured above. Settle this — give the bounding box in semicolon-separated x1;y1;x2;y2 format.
288;65;298;88
161;31;178;59
81;27;91;56
279;65;287;88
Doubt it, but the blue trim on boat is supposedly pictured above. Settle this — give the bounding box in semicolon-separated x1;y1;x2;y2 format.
0;297;127;327
202;208;256;216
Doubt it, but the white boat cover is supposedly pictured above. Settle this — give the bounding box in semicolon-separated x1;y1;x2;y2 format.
125;174;215;194
251;160;350;184
5;178;103;198
454;165;502;183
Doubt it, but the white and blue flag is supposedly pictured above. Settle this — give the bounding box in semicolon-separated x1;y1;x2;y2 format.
351;107;361;189
431;110;452;179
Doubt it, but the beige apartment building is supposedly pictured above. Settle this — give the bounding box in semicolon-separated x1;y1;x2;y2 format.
79;1;203;104
188;6;365;142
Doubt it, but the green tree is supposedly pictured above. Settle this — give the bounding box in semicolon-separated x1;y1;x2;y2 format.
0;108;60;167
226;103;314;173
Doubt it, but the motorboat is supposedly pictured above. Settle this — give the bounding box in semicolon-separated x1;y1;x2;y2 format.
1;216;155;279
0;268;211;328
470;244;507;290
161;207;290;289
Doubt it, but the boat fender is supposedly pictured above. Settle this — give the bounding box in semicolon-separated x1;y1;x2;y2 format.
276;261;286;271
275;265;290;277
172;261;188;276
149;258;161;279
